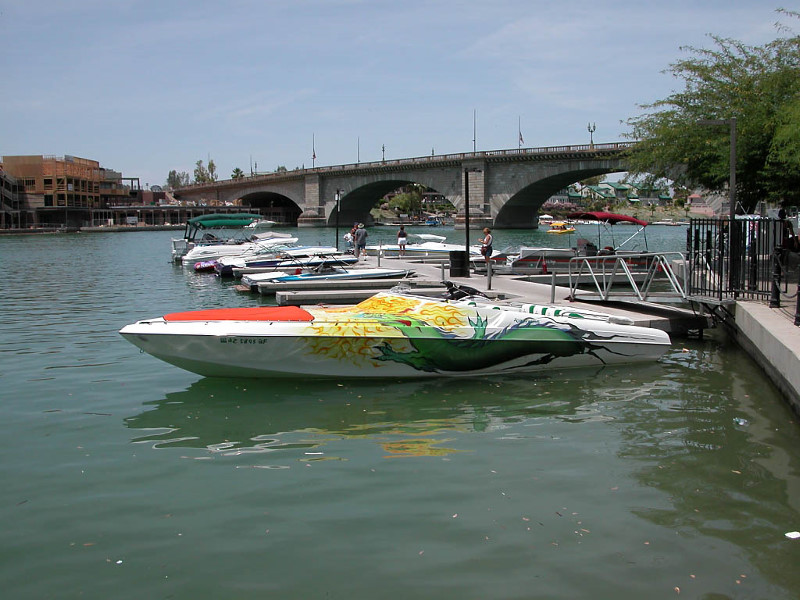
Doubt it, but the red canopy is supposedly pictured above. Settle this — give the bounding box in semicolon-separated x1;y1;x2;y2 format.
567;211;648;227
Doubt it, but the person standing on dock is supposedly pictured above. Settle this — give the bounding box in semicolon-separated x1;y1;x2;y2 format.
354;223;368;260
479;227;493;270
397;225;407;257
343;228;354;254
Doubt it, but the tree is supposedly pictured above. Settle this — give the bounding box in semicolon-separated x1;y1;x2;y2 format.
166;170;190;189
231;167;245;180
194;160;210;184
192;158;219;184
386;185;424;217
625;10;800;211
580;175;606;187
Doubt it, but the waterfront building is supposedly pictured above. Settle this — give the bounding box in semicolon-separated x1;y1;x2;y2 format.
601;181;634;201
0;155;140;228
0;168;25;228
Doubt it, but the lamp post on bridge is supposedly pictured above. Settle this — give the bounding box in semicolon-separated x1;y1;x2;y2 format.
587;122;596;148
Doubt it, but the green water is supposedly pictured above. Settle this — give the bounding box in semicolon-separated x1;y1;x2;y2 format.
1;229;800;599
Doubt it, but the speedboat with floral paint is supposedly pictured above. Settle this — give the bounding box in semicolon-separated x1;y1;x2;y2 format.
119;286;670;379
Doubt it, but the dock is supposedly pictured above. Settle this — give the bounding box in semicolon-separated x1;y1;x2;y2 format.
242;254;710;335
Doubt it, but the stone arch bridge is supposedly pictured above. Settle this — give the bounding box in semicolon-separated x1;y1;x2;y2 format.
174;142;633;229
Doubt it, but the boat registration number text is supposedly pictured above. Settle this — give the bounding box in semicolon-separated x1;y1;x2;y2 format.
220;337;268;345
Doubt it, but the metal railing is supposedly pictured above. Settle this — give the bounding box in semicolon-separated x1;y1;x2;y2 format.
686;218;786;301
686;217;800;325
567;252;687;303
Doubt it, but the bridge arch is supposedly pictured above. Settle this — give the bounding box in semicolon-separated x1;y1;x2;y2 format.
239;191;302;224
321;168;461;226
492;159;627;228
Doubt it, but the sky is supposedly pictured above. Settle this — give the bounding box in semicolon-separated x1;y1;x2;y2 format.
0;0;789;188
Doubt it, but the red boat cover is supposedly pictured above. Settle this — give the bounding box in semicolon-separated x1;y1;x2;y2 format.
566;211;648;227
164;306;314;322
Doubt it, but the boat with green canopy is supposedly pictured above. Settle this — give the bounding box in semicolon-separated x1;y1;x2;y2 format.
171;213;263;262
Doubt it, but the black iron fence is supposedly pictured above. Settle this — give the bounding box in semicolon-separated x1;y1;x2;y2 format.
686;218;798;309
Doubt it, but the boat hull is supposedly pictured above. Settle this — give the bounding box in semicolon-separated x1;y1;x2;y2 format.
120;293;670;379
240;268;412;287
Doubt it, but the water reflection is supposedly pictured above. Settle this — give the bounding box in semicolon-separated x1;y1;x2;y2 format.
120;343;800;595
615;338;800;593
124;366;651;459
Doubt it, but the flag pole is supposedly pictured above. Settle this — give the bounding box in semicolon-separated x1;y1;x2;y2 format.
312;134;316;168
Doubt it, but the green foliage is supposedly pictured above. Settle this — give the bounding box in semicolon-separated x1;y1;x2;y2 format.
231;167;245;180
388;191;422;216
580;175;606;187
193;160;209;184
625;10;800;210
166;170;190;189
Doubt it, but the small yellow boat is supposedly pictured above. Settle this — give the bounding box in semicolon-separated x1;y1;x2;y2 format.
546;221;576;234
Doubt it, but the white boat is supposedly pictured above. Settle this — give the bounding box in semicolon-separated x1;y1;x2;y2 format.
651;219;689;226
214;245;352;277
119;288;671;379
193;237;302;272
367;239;483;259
180;232;297;265
240;266;414;289
507;212;653;274
244;219;277;230
171;213;264;262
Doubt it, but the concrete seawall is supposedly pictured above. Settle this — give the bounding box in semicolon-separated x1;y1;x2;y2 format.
733;302;800;414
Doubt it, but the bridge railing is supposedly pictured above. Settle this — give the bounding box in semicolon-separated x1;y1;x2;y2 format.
179;142;635;191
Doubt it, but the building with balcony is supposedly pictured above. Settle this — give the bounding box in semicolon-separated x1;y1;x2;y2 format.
0;155;140;228
0;168;26;228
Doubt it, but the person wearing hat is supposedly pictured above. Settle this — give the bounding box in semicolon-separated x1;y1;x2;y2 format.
354;223;368;260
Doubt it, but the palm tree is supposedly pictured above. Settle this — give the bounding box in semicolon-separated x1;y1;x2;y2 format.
231;167;245;180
